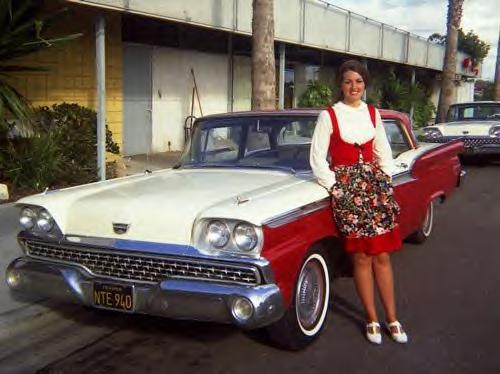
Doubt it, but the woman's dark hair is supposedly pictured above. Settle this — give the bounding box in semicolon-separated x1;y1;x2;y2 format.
335;59;370;101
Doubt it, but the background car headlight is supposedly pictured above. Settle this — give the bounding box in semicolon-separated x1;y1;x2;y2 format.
424;127;443;139
36;210;54;232
19;207;37;229
489;126;500;138
233;223;258;251
206;220;230;248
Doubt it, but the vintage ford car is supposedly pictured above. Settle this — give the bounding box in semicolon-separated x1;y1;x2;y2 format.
6;109;464;350
424;101;500;156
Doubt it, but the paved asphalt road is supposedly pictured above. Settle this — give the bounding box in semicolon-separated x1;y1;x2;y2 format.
1;162;499;374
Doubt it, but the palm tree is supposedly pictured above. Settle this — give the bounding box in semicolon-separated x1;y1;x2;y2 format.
0;0;81;121
251;0;276;110
494;29;499;101
436;0;464;123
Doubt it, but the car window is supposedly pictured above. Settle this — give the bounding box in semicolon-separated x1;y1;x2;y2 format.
180;116;315;172
246;123;271;154
447;104;500;121
277;120;316;145
202;126;242;162
383;120;411;158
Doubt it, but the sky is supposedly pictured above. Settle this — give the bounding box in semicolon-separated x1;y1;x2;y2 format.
323;0;499;81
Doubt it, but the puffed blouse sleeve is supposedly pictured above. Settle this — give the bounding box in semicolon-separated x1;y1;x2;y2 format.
310;110;336;189
372;109;395;177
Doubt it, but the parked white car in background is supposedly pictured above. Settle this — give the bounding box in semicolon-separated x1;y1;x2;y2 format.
424;101;500;156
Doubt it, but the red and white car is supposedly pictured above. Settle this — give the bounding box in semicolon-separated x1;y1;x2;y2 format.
6;109;464;350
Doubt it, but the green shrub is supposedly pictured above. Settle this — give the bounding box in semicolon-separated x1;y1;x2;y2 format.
0;103;120;192
1;133;64;191
377;73;435;128
34;103;120;182
298;81;336;108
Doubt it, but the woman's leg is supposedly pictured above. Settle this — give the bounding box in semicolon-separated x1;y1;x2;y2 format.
372;252;397;322
352;252;378;322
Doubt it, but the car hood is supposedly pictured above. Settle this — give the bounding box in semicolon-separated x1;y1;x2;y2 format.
17;168;327;245
433;121;498;136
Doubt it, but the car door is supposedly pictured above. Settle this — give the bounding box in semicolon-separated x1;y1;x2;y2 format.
383;119;423;239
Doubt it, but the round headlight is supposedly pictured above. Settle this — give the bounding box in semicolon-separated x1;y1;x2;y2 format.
233;223;258;251
489;126;500;138
206;220;230;248
36;210;54;232
19;207;37;229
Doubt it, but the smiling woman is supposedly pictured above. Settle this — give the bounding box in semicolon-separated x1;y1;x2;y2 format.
310;59;408;345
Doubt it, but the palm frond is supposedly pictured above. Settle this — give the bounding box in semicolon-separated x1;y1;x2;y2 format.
0;81;32;120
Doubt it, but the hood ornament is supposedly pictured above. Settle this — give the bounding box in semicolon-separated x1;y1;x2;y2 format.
113;222;130;234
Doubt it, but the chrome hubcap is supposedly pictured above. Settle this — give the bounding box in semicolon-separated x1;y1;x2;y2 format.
297;259;326;330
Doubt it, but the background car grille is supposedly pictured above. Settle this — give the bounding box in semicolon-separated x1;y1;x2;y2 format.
23;239;261;286
426;136;500;147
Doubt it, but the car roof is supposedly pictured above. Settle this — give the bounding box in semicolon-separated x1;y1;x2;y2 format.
197;107;407;120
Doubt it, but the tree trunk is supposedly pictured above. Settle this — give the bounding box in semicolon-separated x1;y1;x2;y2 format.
436;0;463;123
494;29;500;101
251;0;276;110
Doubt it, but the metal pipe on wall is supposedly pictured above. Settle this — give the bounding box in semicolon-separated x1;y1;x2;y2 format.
95;15;106;181
279;43;286;110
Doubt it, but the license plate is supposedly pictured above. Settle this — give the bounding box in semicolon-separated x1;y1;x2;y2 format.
93;282;134;312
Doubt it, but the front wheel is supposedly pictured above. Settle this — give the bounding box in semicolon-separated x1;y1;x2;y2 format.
266;247;331;350
408;200;435;244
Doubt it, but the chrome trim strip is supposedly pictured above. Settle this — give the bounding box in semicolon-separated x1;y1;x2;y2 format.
392;171;416;186
262;198;331;228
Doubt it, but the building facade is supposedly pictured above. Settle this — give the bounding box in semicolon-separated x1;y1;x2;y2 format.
10;0;479;156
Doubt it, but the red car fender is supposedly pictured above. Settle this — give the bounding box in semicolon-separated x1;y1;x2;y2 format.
261;206;337;306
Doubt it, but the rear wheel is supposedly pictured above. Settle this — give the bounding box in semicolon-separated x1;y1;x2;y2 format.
408;200;434;244
266;247;330;350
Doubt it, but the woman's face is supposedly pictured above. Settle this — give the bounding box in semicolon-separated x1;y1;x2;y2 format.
341;70;365;105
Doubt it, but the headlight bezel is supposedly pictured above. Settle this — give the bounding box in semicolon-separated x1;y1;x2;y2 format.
18;205;59;234
423;127;443;139
194;218;263;257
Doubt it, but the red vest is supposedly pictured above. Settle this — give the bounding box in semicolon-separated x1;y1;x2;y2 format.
327;105;377;167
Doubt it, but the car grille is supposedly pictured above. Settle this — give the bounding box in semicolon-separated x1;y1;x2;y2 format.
426;136;500;147
23;239;261;286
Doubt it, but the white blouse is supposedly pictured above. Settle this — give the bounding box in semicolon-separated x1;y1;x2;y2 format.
309;101;394;189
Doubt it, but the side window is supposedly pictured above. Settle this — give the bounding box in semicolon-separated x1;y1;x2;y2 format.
278;120;315;145
203;126;241;161
246;124;271;154
383;120;411;158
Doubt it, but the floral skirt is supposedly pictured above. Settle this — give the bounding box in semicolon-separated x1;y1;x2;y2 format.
331;162;401;254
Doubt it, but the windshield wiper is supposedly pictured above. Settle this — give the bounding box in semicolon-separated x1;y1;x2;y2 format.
177;162;297;174
177;163;235;169
236;164;297;174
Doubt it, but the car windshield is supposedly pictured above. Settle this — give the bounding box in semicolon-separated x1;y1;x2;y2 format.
178;116;316;173
446;103;500;122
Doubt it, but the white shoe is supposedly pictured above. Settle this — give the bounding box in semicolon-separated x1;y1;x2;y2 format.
387;321;408;343
366;322;382;344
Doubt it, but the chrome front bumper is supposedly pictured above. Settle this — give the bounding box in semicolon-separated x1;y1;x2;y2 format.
6;257;285;329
